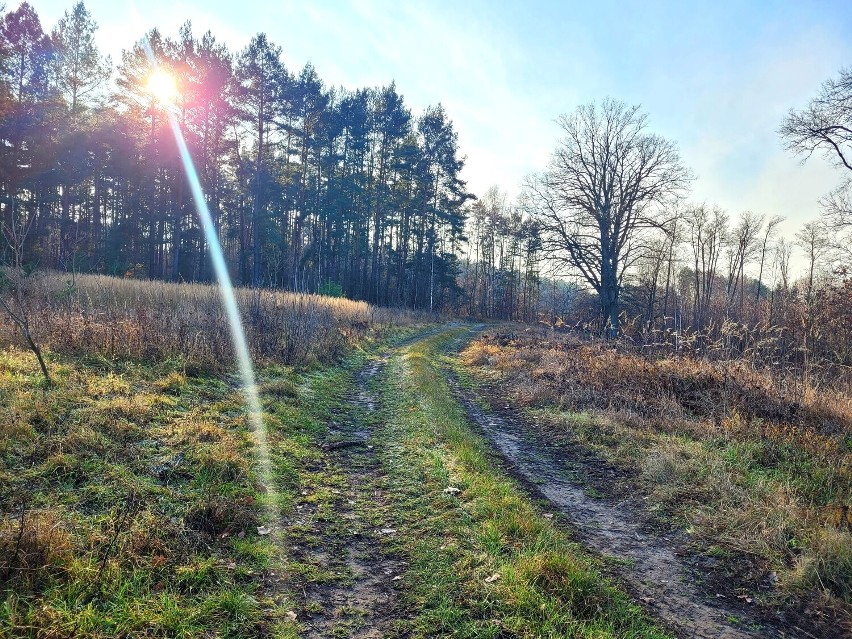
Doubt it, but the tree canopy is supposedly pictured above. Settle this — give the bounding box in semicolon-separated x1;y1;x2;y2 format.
0;2;471;311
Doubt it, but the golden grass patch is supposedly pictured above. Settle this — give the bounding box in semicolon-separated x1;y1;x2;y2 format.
0;509;73;591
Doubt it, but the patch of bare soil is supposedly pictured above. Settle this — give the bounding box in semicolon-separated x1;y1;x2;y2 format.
447;374;840;639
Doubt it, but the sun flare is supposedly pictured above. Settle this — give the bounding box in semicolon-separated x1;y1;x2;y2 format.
146;69;177;104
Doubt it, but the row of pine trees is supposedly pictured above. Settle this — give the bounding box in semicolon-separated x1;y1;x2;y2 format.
0;2;477;310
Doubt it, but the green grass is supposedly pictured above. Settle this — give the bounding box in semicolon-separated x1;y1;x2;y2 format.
0;346;326;638
370;328;671;639
1;325;676;638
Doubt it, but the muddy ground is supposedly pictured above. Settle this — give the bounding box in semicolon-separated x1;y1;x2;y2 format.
281;356;406;638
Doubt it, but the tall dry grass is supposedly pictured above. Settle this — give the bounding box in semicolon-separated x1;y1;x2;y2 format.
474;328;852;436
558;315;852;395
2;272;426;369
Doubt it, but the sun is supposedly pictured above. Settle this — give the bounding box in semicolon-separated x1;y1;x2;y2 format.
146;69;177;104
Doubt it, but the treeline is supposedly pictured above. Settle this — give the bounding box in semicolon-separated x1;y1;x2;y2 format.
459;186;851;379
625;207;851;377
0;2;471;309
459;186;545;322
2;0;850;362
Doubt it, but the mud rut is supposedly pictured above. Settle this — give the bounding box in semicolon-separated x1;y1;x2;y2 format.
286;355;404;639
442;328;810;639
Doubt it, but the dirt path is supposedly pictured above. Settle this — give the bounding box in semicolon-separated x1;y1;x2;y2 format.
286;355;405;638
444;363;809;639
279;326;823;638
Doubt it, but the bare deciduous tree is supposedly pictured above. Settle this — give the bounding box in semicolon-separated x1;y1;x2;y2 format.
781;67;852;257
724;211;763;314
795;221;831;379
796;221;830;308
756;214;784;303
686;204;728;332
527;98;692;337
781;68;852;172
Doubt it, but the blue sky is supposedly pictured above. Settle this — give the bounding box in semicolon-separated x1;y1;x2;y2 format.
31;0;852;260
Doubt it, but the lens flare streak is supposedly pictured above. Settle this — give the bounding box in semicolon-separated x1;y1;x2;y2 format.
141;41;279;530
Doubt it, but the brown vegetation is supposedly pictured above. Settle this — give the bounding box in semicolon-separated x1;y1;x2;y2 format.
462;327;852;617
472;329;852;436
0;272;426;371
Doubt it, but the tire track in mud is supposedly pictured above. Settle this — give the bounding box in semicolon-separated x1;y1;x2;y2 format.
438;326;813;638
441;338;808;638
286;328;447;638
287;356;404;638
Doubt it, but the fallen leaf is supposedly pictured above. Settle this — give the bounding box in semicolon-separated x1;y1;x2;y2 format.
286;610;297;621
484;573;501;583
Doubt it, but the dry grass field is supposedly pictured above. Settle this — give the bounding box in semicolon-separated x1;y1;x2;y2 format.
2;272;425;372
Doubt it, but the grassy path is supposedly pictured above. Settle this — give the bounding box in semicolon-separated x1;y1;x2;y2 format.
288;325;669;638
274;352;405;638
